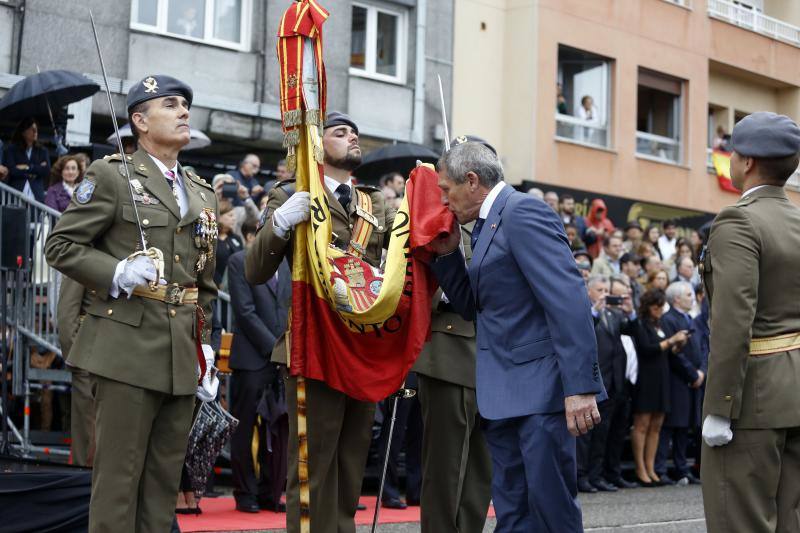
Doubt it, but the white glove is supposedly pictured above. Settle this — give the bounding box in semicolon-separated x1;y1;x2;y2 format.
111;255;158;299
196;344;219;402
702;414;733;447
272;192;310;238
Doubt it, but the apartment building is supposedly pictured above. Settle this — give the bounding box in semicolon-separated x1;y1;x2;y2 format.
0;0;453;171
452;0;800;218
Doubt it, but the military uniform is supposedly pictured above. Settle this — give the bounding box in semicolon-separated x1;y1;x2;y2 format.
701;112;800;533
245;177;394;533
411;226;492;533
56;276;95;467
45;145;217;531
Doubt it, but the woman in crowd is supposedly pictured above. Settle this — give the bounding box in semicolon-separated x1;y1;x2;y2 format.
3;118;51;203
45;155;82;213
644;225;662;259
214;200;244;289
644;268;669;293
630;289;688;487
212;173;260;240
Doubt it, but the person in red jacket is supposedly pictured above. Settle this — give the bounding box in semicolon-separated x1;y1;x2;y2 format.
586;198;616;258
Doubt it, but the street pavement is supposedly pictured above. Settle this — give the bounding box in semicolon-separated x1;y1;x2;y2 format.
260;485;706;533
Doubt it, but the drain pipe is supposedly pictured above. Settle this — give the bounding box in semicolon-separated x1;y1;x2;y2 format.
411;0;427;144
14;0;26;74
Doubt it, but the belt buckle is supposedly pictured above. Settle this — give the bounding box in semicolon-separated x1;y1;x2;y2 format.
164;283;185;305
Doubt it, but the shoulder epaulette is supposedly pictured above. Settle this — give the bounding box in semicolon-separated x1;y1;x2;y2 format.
355;183;380;192
103;153;123;162
186;171;213;190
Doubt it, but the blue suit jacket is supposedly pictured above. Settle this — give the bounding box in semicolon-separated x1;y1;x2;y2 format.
432;185;605;419
227;251;291;372
661;307;707;427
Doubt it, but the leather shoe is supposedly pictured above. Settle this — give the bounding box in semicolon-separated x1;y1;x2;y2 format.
357;503;367;511
235;501;260;513
591;479;618;492
655;476;676;486
382;497;407;509
577;479;598;493
259;501;287;512
608;477;639;489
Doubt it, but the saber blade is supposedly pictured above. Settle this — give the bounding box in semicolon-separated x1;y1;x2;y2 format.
437;74;450;152
88;9;148;252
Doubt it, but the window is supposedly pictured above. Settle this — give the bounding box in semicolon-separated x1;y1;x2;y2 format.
130;0;250;51
555;45;612;149
636;68;684;164
349;3;407;84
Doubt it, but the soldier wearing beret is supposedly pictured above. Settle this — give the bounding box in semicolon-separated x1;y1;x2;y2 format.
245;111;395;533
700;111;800;533
45;74;219;533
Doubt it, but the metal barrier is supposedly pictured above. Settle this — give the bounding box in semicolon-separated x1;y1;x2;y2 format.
0;181;233;457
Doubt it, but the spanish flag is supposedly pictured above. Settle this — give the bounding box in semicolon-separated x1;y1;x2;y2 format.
711;148;740;194
288;127;449;402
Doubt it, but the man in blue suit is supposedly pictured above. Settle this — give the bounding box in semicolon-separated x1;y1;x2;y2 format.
656;281;706;485
430;142;605;532
228;242;291;513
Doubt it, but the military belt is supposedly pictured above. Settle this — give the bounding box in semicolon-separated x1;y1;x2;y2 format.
749;332;800;356
132;283;199;305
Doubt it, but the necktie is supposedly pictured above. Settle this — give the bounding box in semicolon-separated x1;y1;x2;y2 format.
336;183;351;212
164;170;180;202
471;218;485;250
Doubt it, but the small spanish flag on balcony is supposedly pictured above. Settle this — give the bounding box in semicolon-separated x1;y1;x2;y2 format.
711;148;741;194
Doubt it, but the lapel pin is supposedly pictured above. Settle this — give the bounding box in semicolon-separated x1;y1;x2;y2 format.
490;223;497;229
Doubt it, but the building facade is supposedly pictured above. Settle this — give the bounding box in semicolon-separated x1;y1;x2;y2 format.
0;0;453;174
452;0;800;215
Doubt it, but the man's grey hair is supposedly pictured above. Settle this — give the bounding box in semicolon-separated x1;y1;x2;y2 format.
665;281;692;304
439;142;503;187
587;274;610;289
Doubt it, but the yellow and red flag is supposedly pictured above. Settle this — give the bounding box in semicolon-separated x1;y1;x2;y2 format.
277;0;452;403
711;148;740;194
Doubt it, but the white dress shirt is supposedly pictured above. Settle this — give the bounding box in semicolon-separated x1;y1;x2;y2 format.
741;184;769;199
479;181;507;220
324;174;353;206
148;154;188;218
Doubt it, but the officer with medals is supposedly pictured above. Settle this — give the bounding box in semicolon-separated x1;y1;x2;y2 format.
245;111;395;533
411;135;492;532
45;75;219;533
700;112;800;533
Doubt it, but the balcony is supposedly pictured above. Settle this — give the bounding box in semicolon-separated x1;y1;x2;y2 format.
636;131;681;164
708;0;800;48
555;113;609;149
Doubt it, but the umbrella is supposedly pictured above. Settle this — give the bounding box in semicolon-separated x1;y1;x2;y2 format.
106;124;212;151
0;70;99;120
184;400;239;494
353;142;439;182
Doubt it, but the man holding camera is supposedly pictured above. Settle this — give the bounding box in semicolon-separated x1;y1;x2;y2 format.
578;275;636;492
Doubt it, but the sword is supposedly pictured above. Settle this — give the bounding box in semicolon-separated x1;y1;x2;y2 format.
371;386;417;533
88;10;164;288
437;75;450;152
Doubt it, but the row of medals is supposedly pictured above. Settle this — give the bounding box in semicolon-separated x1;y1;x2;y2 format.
195;208;217;272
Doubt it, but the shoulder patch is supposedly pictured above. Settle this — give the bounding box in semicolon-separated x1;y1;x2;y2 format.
75;180;96;204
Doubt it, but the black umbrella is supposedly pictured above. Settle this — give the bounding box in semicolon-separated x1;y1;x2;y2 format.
0;70;100;120
353;142;439;182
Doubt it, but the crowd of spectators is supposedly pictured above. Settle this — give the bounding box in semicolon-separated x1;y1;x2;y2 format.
536;189;710;492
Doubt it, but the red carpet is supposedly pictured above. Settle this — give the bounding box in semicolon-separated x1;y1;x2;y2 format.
178;496;495;532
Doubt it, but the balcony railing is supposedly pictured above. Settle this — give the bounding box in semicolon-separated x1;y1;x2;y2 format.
636;131;681;164
708;0;800;48
555;113;609;149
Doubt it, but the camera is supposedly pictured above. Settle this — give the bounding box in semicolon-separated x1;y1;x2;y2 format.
605;295;623;306
221;182;238;199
